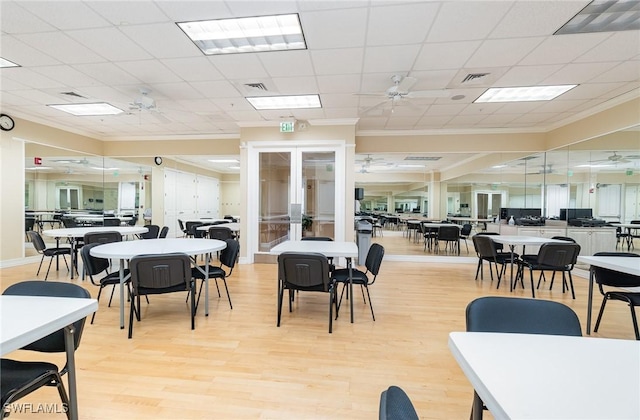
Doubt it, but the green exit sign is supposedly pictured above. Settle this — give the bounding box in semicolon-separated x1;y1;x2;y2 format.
280;121;295;133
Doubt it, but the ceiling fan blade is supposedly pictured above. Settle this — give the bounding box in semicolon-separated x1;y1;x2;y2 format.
360;99;389;115
405;89;451;99
397;76;417;92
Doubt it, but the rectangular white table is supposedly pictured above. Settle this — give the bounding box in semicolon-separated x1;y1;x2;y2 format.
1;295;98;420
610;223;639;250
271;240;359;323
449;331;640;420
577;255;640;335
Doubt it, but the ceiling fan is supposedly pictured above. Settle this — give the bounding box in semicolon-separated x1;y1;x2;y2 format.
127;89;170;123
356;154;384;167
590;151;639;165
526;164;554;175
356;74;450;114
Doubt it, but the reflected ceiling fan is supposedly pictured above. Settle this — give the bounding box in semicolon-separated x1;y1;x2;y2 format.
356;154;384;166
526;164;555;175
590;151;639;165
356;74;450;114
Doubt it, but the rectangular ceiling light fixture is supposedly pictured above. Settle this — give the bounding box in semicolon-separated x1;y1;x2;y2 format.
246;94;321;110
555;0;640;34
48;103;124;116
475;85;577;103
0;57;20;68
177;13;306;55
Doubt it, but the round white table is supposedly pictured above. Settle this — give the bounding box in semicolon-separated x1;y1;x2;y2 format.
196;222;240;232
90;238;227;329
42;226;148;279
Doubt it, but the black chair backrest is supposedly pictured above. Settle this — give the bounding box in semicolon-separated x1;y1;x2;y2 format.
475;231;504;250
27;230;46;253
301;236;333;241
537;243;581;267
25;217;36;231
159;226;169;238
178;219;185;230
551;236;576;243
220;239;240;269
103;218;120;226
592;252;640;289
61;216;78;228
438;225;459;241
84;230;121;245
186;222;203;236
379;385;419;420
365;243;385;276
460;223;472;236
466;296;582;336
130;253;191;293
127;215;138;226
80;243;110;278
208;226;234;241
140;224;160;239
472;235;497;258
278;252;331;292
3;281;91;352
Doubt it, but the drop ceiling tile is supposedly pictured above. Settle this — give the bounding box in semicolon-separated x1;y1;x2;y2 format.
357;116;388;130
415;114;453;128
465;38;542;68
189;80;243;98
156;1;232;21
533;99;585;113
259;50;314;77
459;102;504;116
575;31;640;63
385;116;421;129
310;48;364;75
559;82;626;100
15;32;105;65
224;0;298;16
18;1;109;30
520;33;610;65
408;70;459;90
11;88;71;104
3;68;64;89
427;1;512;43
271;76;318;95
302;8;367;49
323;107;359;119
297;1;369;12
119;23;201;59
476;113;520;126
210;54;269;80
542;62;619;84
0;35;61;66
510;112;559;125
425;103;467;116
67;27;153;61
591;61;640;83
366;3;438;46
163;57;224;82
494;65;564;87
86;1;170;25
362;45;422;74
147;82;205;101
73;62;143;86
0;1;56;34
0;91;38;106
413;41;481;71
32;65;101;88
316;74;362;94
445;114;486;126
489;1;586;38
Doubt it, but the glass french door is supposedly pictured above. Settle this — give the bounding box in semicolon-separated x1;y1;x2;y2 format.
248;143;345;257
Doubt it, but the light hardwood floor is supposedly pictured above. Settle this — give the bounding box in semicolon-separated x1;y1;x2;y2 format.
2;246;636;419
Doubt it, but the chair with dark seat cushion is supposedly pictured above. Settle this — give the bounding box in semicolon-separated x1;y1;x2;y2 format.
471;235;514;288
185;222;203;238
517;242;580;299
127;215;138;226
1;281;91;419
436;225;460;255
83;230;121;245
103;218;120;226
208;226;235;241
465;296;582;419
277;252;337;333
25;217;36;239
459;223;473;253
128;253;195;339
331;243;384;321
379;385;419;420
139;224;160;239
592;252;640;340
191;238;239;310
27;230;71;280
178;219;188;237
519;236;577;288
159;226;169;238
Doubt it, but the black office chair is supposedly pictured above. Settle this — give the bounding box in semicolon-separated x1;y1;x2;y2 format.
139;224;160;239
103;218;120;226
301;236;336;271
331;243;384;321
277;252;337;333
436;225;460;255
1;281;91;419
519;236;576;288
459;223;473;253
208;226;235;241
465;296;582;420
471;235;514;288
127;215;138;226
25;217;36;239
517;243;581;299
592;252;640;340
191;239;239;310
27;230;71;281
159;226;169;238
177;219;188;237
83;230;121;245
185;222;203;238
128;253;195;339
379;385;419;420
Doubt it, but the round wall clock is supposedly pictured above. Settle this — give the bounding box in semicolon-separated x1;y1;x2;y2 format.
0;114;15;131
154;156;163;166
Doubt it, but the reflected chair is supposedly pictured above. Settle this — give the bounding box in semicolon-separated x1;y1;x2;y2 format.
379;385;419;420
331;243;384;321
465;296;582;420
1;281;91;419
80;242;133;324
103;218;120;226
159;226;169;238
128;253;195;339
436;225;460;255
459;223;473;253
517;243;580;299
127;215;138;226
27;231;71;281
277;252;337;333
25;217;36;239
191;238;240;310
471;235;514;288
139;224;160;239
422;222;438;252
592;252;640;340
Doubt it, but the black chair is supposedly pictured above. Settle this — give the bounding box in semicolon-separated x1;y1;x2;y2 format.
208;226;235;241
301;236;336;271
27;230;71;280
159;226;169;238
185;221;203;238
379;385;419;420
127;215;138;226
178;219;188;237
83;230;121;245
103;218;120;226
459;223;473;253
128;253;195;339
436;225;460;255
191;239;239;310
422;222;438;252
465;296;582;420
520;236;576;288
517;243;581;299
1;281;91;419
471;235;514;287
331;243;384;321
592;252;640;340
25;217;36;238
80;242;132;324
139;224;160;239
277;252;337;333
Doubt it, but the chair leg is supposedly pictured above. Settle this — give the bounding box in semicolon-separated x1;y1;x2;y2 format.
566;271;575;300
36;255;45;276
475;259;482;280
128;294;136;339
190;280;196;330
364;284;375;321
629;303;640;340
52;372;71;420
221;278;232;309
594;296;609;333
328;285;334;333
277;281;284;327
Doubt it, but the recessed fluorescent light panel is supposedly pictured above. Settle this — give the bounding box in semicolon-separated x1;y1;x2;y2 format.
555;0;640;34
177;13;306;55
246;94;321;110
0;57;19;68
475;85;577;103
48;103;124;116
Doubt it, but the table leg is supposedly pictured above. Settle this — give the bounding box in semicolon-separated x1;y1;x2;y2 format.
119;260;125;329
508;245;516;292
586;267;594;335
472;390;483;420
348;257;354;323
63;325;79;420
69;238;76;279
205;253;210;316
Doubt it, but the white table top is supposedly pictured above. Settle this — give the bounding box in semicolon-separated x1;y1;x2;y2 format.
42;226;148;238
490;235;567;246
610;223;640;229
1;295;98;356
186;218;231;224
90;238;226;259
420;222;461;229
271;240;358;258
74;216;132;222
449;332;640;420
196;222;240;232
26;211;62;216
578;255;640;276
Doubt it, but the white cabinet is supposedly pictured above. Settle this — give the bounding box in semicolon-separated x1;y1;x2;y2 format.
567;227;617;257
